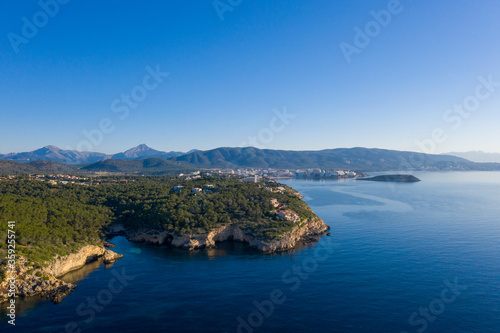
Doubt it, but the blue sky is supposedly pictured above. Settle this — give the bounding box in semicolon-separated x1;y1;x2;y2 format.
1;0;499;154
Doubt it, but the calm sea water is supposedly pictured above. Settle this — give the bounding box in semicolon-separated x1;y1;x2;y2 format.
2;171;500;332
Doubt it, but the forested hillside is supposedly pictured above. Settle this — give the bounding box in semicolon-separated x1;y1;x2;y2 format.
0;176;315;278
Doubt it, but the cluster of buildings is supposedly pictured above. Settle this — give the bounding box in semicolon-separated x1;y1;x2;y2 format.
178;171;203;180
265;186;285;193
269;198;301;222
32;174;89;185
0;174;139;186
207;168;361;179
295;169;359;178
277;210;301;222
173;184;215;195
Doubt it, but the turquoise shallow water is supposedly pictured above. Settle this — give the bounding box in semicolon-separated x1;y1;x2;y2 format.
2;171;500;332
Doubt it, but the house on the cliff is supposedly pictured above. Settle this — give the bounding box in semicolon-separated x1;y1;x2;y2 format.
277;209;300;222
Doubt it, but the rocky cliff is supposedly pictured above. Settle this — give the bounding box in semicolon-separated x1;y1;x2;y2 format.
127;216;329;253
42;245;106;278
0;245;122;304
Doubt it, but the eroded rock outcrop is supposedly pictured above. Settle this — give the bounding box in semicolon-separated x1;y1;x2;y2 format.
0;245;123;304
43;245;106;278
103;249;124;264
127;216;329;253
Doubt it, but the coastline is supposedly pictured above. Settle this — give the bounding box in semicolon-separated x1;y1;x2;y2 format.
0;245;123;304
1;214;327;305
123;215;329;253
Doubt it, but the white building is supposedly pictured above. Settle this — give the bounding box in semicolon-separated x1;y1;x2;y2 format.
277;209;300;222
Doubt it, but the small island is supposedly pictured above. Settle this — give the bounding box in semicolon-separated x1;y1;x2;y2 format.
357;174;421;182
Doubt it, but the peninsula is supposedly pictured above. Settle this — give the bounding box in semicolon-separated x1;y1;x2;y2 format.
0;174;328;303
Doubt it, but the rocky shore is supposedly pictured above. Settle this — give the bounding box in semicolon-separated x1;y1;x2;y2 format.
0;245;122;304
1;201;325;305
125;215;329;253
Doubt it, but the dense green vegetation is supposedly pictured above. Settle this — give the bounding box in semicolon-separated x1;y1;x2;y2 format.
0;159;82;175
0;176;316;275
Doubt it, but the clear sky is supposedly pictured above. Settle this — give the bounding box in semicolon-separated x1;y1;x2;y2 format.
1;0;499;154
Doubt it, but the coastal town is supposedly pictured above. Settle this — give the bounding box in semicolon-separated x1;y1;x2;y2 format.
188;167;364;180
0;167;364;185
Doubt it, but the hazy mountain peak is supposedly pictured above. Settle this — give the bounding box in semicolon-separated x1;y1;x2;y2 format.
115;144;159;159
112;144;166;160
445;151;500;163
44;145;61;150
133;144;149;150
125;144;152;153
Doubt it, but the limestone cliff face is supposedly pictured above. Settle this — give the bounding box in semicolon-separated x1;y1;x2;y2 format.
103;249;124;264
1;245;122;303
127;216;329;253
253;216;329;253
43;245;106;278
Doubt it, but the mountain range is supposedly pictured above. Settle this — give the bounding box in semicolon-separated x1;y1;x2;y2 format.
0;144;196;165
2;145;500;175
172;147;472;170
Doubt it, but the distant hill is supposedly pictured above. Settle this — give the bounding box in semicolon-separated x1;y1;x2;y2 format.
0;145;109;165
173;147;499;171
26;161;82;174
445;151;500;163
0;160;35;174
0;159;81;175
81;158;193;174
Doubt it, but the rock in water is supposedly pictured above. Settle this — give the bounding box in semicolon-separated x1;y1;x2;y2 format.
357;174;421;182
103;249;124;264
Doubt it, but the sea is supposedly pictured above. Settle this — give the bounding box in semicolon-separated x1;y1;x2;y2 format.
2;171;500;332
